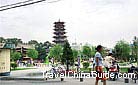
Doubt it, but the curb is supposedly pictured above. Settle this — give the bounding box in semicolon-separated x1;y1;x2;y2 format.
0;77;44;81
0;77;66;81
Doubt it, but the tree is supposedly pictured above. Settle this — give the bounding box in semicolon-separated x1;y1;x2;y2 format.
62;41;73;71
114;40;131;61
49;44;63;62
27;49;38;59
82;46;92;59
43;41;53;54
101;47;107;57
83;62;90;69
0;37;5;43
35;41;53;61
28;40;38;45
35;43;46;60
91;46;96;57
43;41;53;48
72;49;78;61
6;38;23;46
45;56;49;65
11;51;21;62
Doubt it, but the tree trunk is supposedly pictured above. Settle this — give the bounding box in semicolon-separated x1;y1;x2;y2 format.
66;60;69;71
53;58;55;64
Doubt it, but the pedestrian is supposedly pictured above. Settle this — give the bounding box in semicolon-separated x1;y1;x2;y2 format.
94;45;106;85
93;58;95;71
104;53;113;72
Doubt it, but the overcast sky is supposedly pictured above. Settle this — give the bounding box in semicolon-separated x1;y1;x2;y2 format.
0;0;138;48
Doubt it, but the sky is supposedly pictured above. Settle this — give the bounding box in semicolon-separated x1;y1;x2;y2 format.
0;0;138;48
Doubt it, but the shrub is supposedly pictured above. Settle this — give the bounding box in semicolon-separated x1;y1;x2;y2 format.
119;60;124;63
11;63;17;69
27;64;34;67
83;62;89;69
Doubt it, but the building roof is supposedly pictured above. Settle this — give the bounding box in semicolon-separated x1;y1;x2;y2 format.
0;43;5;48
16;43;35;49
0;42;16;49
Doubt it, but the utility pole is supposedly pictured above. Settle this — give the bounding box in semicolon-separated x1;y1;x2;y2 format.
133;36;138;66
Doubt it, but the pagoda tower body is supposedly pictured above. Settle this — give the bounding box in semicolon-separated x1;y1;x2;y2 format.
53;20;67;45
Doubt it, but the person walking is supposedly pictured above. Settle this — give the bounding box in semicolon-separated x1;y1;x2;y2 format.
94;45;106;85
93;59;96;71
104;53;114;72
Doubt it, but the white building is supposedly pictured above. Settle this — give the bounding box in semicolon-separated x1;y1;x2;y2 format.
71;42;82;51
0;43;11;76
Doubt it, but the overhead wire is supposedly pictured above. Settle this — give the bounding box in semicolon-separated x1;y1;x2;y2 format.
0;0;46;11
0;0;63;11
47;0;62;3
0;0;34;8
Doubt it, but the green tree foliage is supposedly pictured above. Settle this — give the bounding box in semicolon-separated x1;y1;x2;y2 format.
0;37;22;46
114;40;131;61
6;38;23;46
83;62;90;69
43;41;53;48
72;49;78;61
35;41;53;60
11;62;17;69
45;57;49;65
11;51;21;62
27;49;38;59
0;37;5;43
49;44;63;62
91;46;96;57
35;43;46;60
62;41;73;71
101;47;107;57
82;46;92;59
28;40;38;45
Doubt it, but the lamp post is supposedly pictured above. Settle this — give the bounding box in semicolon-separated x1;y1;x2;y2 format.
133;36;138;66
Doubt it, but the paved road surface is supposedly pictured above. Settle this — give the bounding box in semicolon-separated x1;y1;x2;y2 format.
1;78;138;85
0;69;138;85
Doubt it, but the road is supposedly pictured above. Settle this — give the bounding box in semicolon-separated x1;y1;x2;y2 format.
0;69;138;85
0;78;138;85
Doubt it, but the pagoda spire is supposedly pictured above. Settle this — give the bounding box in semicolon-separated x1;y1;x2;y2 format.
58;19;60;22
53;20;67;45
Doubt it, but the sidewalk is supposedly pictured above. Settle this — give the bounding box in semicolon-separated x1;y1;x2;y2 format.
0;68;138;85
0;68;45;80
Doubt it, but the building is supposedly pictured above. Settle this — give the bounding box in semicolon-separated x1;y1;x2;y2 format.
16;43;35;57
0;43;11;76
71;42;82;51
53;20;67;45
16;43;35;61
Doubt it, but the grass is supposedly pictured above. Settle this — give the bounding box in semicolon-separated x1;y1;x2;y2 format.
11;68;36;71
120;68;129;73
80;68;91;72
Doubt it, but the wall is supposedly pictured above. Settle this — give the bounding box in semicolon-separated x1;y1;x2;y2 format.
0;49;10;74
